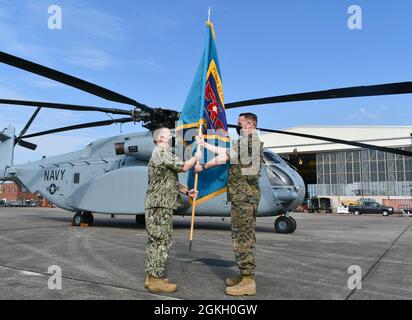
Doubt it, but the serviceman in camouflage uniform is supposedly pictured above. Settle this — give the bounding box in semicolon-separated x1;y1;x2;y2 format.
144;127;201;293
195;113;263;296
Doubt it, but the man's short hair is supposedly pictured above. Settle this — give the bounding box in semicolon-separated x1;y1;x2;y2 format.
152;127;171;143
239;112;258;126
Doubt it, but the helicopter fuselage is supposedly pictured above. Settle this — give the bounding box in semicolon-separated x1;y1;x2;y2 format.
2;130;305;217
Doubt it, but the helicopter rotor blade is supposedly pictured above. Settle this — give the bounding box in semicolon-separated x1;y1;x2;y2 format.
0;51;151;112
0;99;132;116
19;117;134;140
225;82;412;109
17;139;37;150
17;107;41;138
227;124;412;157
13;107;41;150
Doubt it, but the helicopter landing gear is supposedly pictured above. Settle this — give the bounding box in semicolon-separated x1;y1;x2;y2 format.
274;215;296;234
72;211;94;227
288;216;297;233
136;215;146;227
84;212;94;226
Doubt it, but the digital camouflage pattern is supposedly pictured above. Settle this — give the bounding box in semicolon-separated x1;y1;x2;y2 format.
144;145;184;278
144;208;173;277
231;202;257;275
227;133;264;206
227;133;263;276
145;145;184;210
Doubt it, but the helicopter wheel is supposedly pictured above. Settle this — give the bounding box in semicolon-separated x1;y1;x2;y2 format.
84;212;94;226
274;216;294;234
287;216;297;233
136;215;146;227
72;212;85;226
72;211;94;226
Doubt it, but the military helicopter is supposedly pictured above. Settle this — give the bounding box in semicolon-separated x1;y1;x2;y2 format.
1;51;412;234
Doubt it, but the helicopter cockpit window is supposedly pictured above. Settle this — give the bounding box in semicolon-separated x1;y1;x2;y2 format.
263;150;283;164
263;151;293;186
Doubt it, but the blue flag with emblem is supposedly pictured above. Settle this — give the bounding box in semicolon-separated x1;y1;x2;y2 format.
176;20;229;204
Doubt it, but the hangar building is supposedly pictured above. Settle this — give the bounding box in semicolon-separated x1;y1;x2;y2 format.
260;126;412;208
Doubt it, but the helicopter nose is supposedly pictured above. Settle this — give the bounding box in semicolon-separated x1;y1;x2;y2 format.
272;188;300;202
266;164;305;211
283;174;306;212
263;160;306;211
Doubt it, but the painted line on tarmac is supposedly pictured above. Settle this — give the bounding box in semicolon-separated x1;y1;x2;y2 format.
0;263;180;300
345;220;412;300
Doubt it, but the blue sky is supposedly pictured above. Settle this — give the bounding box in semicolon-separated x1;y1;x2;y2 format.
1;0;412;163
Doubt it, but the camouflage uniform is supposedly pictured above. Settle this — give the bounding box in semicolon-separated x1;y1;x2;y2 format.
227;133;263;275
144;145;184;278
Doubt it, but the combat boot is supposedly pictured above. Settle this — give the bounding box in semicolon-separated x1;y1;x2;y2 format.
225;275;243;287
147;275;177;293
145;274;169;288
225;275;256;296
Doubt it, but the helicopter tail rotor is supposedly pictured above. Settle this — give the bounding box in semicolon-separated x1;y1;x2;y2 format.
13;107;41;151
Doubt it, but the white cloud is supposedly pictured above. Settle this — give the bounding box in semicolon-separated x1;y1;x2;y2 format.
27;78;65;89
68;7;126;42
25;0;127;42
359;107;381;121
0;84;25;100
0;12;51;59
0;1;137;164
64;48;112;69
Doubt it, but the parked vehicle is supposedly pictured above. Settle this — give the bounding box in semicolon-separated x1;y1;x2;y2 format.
5;200;26;207
348;199;394;216
337;205;350;214
399;207;412;216
0;199;7;207
340;199;361;206
306;197;332;213
24;199;37;207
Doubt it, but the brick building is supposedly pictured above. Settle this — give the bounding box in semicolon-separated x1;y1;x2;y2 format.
0;182;42;205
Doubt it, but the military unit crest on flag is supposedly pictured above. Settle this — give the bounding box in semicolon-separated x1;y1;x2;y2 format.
176;20;229;205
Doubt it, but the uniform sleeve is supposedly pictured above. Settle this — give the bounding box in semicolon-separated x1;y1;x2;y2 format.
251;139;264;175
227;139;239;162
162;149;184;173
242;135;263;177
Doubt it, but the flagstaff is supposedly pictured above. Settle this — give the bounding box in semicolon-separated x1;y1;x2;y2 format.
189;6;211;252
189;123;202;252
176;8;229;252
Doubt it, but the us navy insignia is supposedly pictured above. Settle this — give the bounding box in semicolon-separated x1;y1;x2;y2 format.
44;169;66;181
47;183;59;195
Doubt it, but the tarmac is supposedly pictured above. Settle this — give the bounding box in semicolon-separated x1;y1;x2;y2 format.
0;207;411;300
